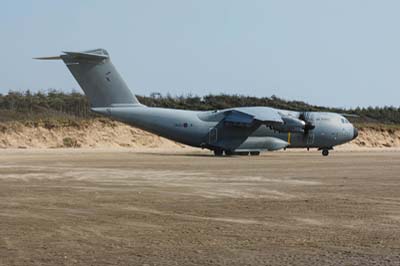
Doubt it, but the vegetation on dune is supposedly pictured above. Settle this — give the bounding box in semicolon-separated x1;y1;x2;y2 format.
0;90;400;126
0;90;90;121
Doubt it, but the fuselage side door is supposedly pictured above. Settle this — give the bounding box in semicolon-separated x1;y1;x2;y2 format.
208;127;218;144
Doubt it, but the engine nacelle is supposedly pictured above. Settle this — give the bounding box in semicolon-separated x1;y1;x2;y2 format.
273;116;306;133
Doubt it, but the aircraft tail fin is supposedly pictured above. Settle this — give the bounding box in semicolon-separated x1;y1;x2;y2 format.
36;49;140;108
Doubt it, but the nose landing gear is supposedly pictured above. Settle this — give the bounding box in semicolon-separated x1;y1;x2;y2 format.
322;149;329;156
319;147;332;156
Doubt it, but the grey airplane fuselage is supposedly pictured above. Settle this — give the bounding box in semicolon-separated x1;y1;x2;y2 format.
94;105;357;152
36;48;358;155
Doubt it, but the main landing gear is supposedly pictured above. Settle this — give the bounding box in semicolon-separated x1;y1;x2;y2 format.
213;149;260;156
213;149;224;156
224;150;233;156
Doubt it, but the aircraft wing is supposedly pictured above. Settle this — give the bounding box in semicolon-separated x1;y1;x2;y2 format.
223;107;284;127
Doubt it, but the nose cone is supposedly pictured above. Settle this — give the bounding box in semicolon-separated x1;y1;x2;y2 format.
352;127;359;140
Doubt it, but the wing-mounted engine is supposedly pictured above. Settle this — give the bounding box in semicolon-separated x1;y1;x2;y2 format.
299;112;316;133
271;112;315;134
273;115;306;133
215;107;316;136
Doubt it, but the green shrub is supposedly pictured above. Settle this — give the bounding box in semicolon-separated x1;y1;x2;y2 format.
62;137;80;148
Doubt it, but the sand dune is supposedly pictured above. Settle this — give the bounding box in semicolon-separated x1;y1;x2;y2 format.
0;119;399;150
340;127;400;150
0;119;184;149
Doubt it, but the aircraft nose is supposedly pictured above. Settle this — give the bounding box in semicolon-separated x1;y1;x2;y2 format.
352;126;358;140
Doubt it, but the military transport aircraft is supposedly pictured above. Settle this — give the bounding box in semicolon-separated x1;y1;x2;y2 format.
36;49;358;156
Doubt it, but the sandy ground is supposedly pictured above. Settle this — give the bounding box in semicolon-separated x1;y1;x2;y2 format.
0;149;400;265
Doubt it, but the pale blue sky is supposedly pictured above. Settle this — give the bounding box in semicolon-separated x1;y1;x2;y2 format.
1;0;399;107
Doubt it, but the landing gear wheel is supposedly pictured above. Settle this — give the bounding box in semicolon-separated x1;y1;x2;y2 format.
225;150;234;156
322;149;329;156
213;149;223;156
250;151;260;156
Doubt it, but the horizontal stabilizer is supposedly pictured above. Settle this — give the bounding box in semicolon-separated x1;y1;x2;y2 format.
34;49;109;61
62;51;109;61
34;56;62;60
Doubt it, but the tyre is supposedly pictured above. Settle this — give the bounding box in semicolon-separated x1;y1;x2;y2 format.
225;150;234;156
214;149;223;156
